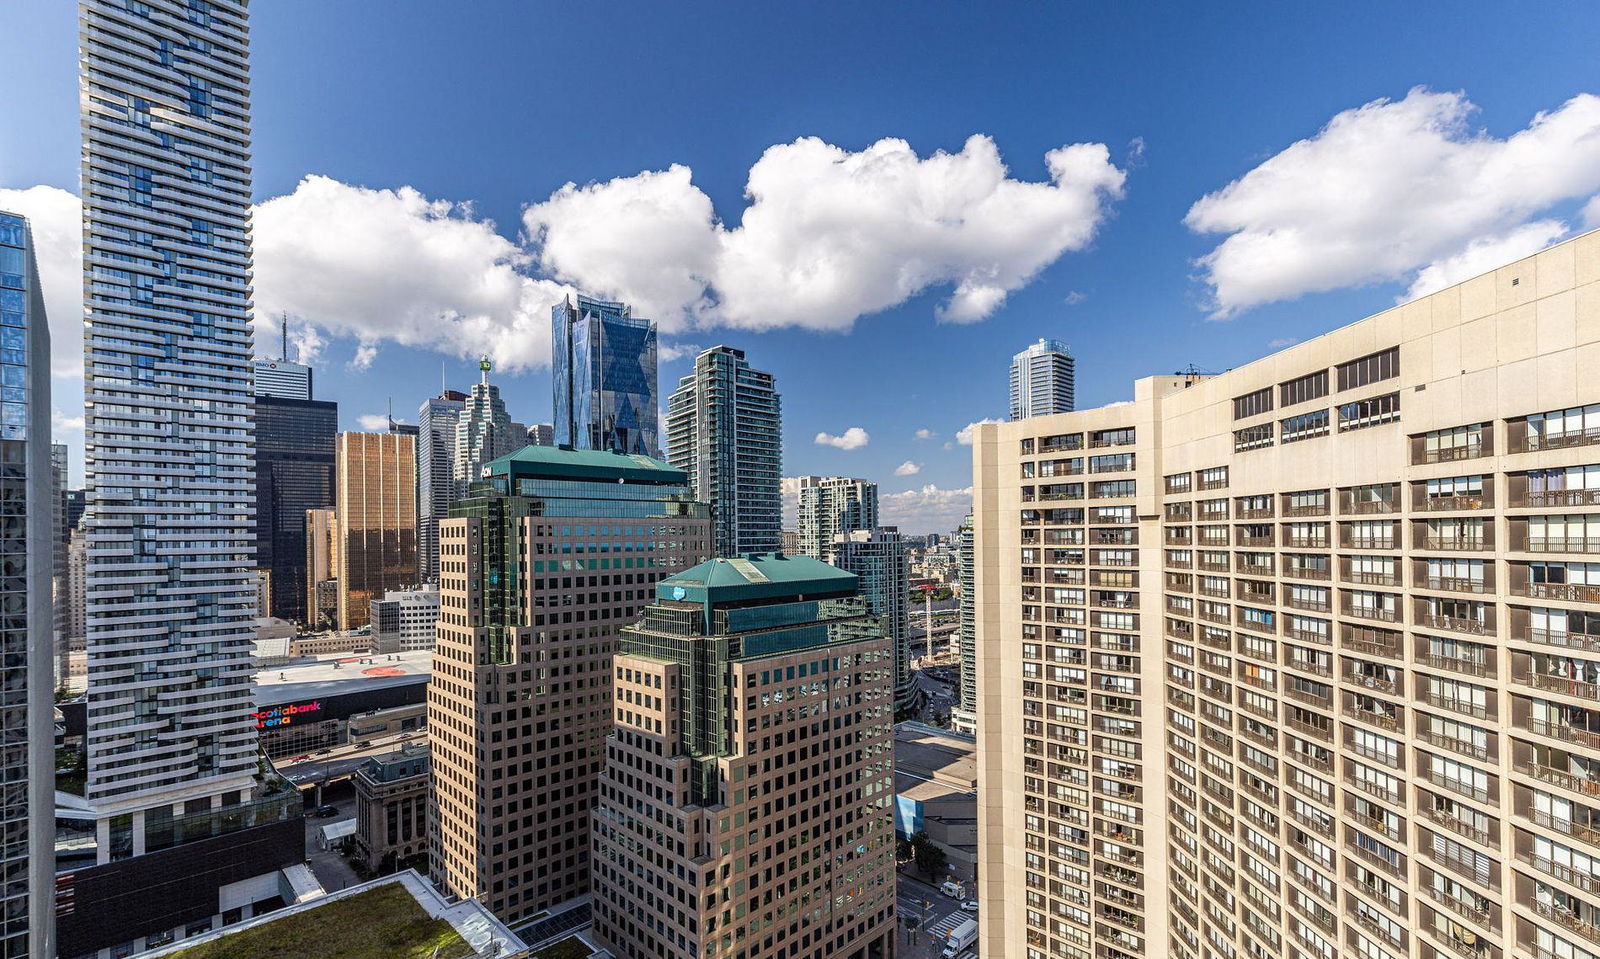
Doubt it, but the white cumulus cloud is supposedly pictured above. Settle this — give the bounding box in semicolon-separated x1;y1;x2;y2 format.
1186;88;1600;316
1405;220;1569;300
815;427;870;450
914;428;936;440
255;175;570;371
894;460;921;476
356;413;393;431
1582;194;1600;230
956;418;1003;445
523;134;1127;332
881;484;973;534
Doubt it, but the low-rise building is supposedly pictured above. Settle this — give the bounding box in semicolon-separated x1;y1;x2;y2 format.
352;743;429;874
893;722;978;881
254;651;432;760
369;586;439;653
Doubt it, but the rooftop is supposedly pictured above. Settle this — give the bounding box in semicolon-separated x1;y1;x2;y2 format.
894;722;977;792
138;871;524;959
255;650;432;707
660;553;858;606
485;442;685;484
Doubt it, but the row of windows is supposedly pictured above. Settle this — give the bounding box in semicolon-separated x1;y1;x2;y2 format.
1231;349;1392;422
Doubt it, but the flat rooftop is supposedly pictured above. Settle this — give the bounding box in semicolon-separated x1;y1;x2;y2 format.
894;722;977;792
255;650;433;706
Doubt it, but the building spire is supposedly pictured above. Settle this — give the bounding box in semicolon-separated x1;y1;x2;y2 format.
479;355;492;386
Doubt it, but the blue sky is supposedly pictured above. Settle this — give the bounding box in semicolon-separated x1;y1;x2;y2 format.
5;1;1600;531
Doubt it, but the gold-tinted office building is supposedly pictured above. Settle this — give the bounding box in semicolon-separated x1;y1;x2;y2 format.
974;231;1600;959
334;432;416;630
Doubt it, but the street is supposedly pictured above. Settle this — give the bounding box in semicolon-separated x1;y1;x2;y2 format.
895;870;975;959
301;785;361;894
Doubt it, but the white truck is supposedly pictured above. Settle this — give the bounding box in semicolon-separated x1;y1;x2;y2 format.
941;917;978;958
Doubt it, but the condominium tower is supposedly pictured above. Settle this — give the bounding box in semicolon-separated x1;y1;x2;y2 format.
665;345;783;557
972;231;1600;959
417;388;468;585
952;512;977;734
592;554;898;959
795;476;879;560
553;294;660;456
1010;337;1077;420
252;392;336;622
80;0;260;810
429;445;710;923
0;211;56;959
829;527;915;711
334;432;417;630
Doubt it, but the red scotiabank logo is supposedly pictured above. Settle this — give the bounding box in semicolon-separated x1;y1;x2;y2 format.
253;700;324;728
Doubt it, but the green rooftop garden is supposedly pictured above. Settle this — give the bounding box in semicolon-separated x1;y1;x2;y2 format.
532;938;594;959
167;883;474;959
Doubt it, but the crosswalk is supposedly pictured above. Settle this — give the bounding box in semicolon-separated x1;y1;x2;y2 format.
925;912;971;939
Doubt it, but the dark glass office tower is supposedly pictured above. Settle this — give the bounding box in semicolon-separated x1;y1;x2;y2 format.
552;294;660;457
254;396;336;622
0;209;57;959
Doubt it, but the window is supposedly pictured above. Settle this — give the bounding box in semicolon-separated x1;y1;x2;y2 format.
1418;423;1487;462
1528;403;1600;448
1234;423;1274;452
1281;409;1330;443
1165;472;1192;494
1338;393;1400;431
1091;427;1136;446
1233;387;1273;420
1280;369;1329;407
1336;347;1399;391
1198;466;1228;490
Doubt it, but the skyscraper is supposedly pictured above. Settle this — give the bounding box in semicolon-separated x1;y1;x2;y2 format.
552;294;660;456
252;358;313;401
304;506;338;628
80;0;260;809
429;445;710;923
592;554;898;959
1009;337;1076;420
665;345;783;557
253;393;336;622
795;476;879;560
69;7;306;954
526;422;555;446
334;432;417;630
972;231;1600;959
0;210;56;959
829;527;914;711
951;512;976;734
453;358;521;497
416;388;467;586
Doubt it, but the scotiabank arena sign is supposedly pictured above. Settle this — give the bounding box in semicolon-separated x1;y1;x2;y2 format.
254;700;324;729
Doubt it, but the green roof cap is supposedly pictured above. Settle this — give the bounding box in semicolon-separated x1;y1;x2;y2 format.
658;553;857;606
484;444;687;484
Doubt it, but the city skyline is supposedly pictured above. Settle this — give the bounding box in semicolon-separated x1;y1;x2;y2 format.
8;2;1599;535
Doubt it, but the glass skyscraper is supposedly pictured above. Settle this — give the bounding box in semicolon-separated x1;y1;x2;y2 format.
81;0;260;807
253;395;336;622
416;388;467;585
1009;337;1076;420
552;294;660;457
664;345;783;558
0;210;57;959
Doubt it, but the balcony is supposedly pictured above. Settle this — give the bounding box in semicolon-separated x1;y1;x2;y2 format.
1344;671;1399;695
1420;576;1491;595
1512;423;1600;454
1416;494;1492;513
1344;569;1402;587
1342;703;1402;731
1420;691;1492;720
1518;581;1600;604
1417;613;1493;636
1525;536;1600;555
1420;535;1491;552
1285;686;1332;709
1283;564;1332;582
1341;602;1400;623
1517;757;1600;796
1530;628;1600;654
1520;488;1600;508
1532;899;1600;949
1527;717;1600;751
1416;653;1492;678
1417;728;1493;762
1422;884;1493;927
1527;672;1600;700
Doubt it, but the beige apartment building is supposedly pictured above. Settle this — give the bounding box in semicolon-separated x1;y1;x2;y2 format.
428;445;711;924
592;554;897;959
335;432;417;630
974;230;1600;959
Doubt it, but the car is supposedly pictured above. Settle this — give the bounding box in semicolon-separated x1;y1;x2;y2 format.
960;900;979;912
313;804;339;818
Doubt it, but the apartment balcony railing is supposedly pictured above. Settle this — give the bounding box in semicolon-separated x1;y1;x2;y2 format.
1421;576;1491;595
1344;671;1400;695
1418;495;1491;512
1417;613;1492;636
1342;704;1402;731
1527;717;1600;751
1424;768;1494;805
1286;716;1332;743
1512;425;1600;454
1342;536;1396;550
1285;595;1331;613
1417;728;1493;762
1342;497;1399;515
1422;885;1493;927
1519;581;1600;603
1532;899;1600;948
1417;442;1490;463
1344;633;1401;656
1518;758;1600;796
1344;841;1404;879
1283;503;1330;518
1286;657;1332;678
1420;536;1490;552
1236;533;1274;548
1287;536;1331;549
1521;850;1600;894
1530;628;1600;654
1520;489;1600;508
1344;771;1404;805
1341;603;1400;623
1344;569;1401;587
1421;691;1492;719
1415;653;1492;678
1235;506;1273;520
1527;536;1600;554
1284;687;1332;709
1527;672;1600;700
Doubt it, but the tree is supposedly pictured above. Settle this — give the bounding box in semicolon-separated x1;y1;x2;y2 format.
910;831;948;882
896;835;912;861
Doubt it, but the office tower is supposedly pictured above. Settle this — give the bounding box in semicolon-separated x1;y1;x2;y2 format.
972;231;1600;959
592;553;898;959
453;358;521;497
369;586;439;653
252;358;312;400
795;476;878;560
0;210;56;959
64;531;87;662
664;345;783;557
829;527;914;711
254;393;336;622
781;528;800;554
304;507;338;628
416;389;467;585
50;445;67;687
527;422;555;446
552;294;660;456
1009;337;1076;420
429;445;710;923
951;512;976;734
334;432;416;630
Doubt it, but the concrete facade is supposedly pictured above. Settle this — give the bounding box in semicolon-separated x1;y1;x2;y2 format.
974;230;1600;959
